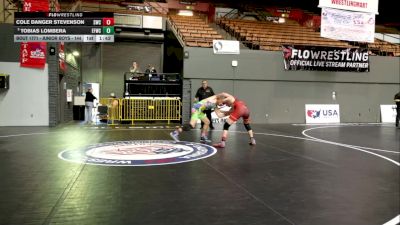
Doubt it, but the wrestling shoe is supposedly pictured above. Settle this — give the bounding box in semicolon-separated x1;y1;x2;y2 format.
169;131;180;141
200;136;211;144
249;137;256;145
213;141;226;148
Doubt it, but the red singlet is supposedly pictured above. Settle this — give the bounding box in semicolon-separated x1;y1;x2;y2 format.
229;98;251;124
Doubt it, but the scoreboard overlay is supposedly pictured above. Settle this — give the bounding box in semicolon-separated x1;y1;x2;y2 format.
14;12;114;43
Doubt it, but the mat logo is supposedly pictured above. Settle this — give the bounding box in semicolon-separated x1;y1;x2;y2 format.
307;110;321;118
305;104;340;123
58;140;217;166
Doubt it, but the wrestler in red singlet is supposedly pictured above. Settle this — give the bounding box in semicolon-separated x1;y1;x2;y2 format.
228;99;250;124
213;93;256;148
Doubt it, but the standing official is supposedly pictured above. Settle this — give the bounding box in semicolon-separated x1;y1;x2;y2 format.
84;88;97;124
195;80;215;129
395;91;400;127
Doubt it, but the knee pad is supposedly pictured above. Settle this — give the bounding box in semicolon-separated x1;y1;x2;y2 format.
223;122;231;130
182;124;192;131
244;123;252;131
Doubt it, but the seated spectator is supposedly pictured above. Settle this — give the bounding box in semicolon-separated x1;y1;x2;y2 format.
145;64;157;74
145;65;158;80
129;61;142;80
129;61;140;73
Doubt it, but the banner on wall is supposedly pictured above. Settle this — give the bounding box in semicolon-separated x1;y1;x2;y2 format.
211;105;231;123
305;104;340;123
380;105;397;123
213;40;240;54
196;105;231;123
20;42;47;69
318;0;379;14
282;45;369;72
321;7;375;43
23;0;49;12
20;0;49;69
66;89;73;102
59;42;65;72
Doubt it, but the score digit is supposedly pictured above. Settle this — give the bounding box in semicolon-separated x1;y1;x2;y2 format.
102;18;114;26
102;26;114;34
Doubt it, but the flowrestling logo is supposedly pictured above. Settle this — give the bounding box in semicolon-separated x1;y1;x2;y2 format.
58;140;217;166
305;104;340;123
282;45;369;72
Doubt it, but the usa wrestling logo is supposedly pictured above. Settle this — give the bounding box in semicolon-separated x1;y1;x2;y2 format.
307;110;321;119
58;140;217;166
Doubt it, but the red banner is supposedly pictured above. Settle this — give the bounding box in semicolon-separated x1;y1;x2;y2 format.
20;42;47;69
23;0;49;12
20;0;49;69
59;42;66;72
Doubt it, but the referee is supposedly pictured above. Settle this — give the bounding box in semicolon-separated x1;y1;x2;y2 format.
195;80;215;129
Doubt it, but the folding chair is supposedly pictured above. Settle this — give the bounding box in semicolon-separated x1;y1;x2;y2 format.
96;105;108;125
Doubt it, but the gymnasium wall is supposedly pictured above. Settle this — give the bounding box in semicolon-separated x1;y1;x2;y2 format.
0;24;49;126
0;24;83;126
102;42;162;98
0;62;49;126
184;47;400;123
82;44;102;85
0;24;19;62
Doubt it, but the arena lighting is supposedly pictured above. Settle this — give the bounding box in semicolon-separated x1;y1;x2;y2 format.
178;10;193;16
72;51;80;56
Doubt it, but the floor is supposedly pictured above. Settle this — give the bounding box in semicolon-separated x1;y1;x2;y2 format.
0;123;399;225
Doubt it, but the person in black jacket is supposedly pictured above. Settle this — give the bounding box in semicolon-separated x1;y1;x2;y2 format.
195;80;215;129
85;88;97;124
395;91;400;127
